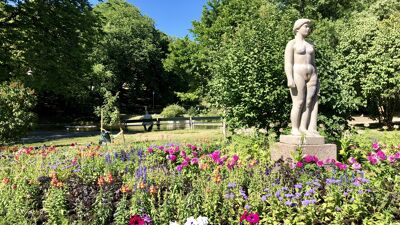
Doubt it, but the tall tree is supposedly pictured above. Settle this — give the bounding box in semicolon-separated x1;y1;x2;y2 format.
93;0;170;112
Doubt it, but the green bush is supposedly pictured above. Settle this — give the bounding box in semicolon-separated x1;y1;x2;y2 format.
160;104;186;118
0;81;37;144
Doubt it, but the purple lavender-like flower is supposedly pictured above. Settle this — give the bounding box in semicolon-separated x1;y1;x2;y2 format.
245;204;250;210
261;194;271;202
105;153;112;164
225;192;235;199
285;200;296;207
304;189;315;197
227;182;237;188
294;183;303;189
301;199;317;206
239;188;248;200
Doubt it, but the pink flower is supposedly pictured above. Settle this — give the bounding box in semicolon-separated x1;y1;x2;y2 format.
335;162;347;170
176;165;183;172
372;142;380;150
376;150;387;160
181;160;189;167
316;160;324;167
192;151;198;157
388;155;396;163
191;158;199;165
167;154;177;161
296;161;303;168
147;147;154;153
348;157;357;164
180;151;187;158
323;158;335;165
352;162;361;170
303;155;315;163
232;154;239;161
395;152;400;159
367;154;378;165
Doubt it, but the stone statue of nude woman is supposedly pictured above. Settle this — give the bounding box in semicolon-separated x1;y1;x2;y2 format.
284;19;320;137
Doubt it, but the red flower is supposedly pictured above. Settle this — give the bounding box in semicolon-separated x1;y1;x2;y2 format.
129;215;144;225
240;211;249;222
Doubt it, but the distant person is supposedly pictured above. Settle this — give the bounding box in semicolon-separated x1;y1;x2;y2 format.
142;110;153;131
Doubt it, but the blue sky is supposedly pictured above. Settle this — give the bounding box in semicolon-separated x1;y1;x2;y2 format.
91;0;208;38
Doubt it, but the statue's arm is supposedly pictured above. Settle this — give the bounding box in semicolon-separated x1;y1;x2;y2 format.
284;40;295;88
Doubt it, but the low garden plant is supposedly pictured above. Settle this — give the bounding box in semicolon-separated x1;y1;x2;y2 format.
0;131;400;224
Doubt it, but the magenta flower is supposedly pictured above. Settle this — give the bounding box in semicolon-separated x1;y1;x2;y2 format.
191;158;199;165
335;162;347;170
296;161;303;168
167;154;177;161
176;165;183;172
316;160;324;167
395;152;400;159
323;158;335;165
367;154;378;165
303;155;315;163
388;155;396;163
192;151;198;157
147;147;154;153
372;142;380;150
246;212;260;224
180;150;187;158
181;160;189;167
232;154;239;161
376;150;387;160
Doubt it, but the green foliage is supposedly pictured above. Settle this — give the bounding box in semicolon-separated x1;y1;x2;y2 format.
0;81;37;144
43;188;68;225
93;0;171;110
208;2;296;129
160;104;186;118
94;90;120;127
0;0;100;99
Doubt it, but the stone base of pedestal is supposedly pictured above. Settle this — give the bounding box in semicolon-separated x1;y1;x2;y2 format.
279;135;325;145
271;142;337;162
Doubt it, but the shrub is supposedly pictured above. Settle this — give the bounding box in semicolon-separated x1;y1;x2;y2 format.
160;104;186;118
0;81;37;144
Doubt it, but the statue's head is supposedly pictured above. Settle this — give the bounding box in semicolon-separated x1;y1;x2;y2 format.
293;18;312;35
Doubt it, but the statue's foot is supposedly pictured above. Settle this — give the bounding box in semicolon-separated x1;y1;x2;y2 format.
291;129;302;136
306;130;321;137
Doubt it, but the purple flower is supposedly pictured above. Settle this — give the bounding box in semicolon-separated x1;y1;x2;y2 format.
388;155;396;163
301;199;317;206
225;192;235;199
275;190;282;198
285;200;296;207
304;189;315;196
335;206;342;211
261;194;270;202
240;188;248;200
245;204;250;210
294;183;303;189
285;193;294;198
227;182;237;188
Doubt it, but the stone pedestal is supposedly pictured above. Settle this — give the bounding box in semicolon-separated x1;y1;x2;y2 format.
271;135;337;161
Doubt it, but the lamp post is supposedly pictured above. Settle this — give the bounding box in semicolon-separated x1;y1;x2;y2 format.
152;91;155;109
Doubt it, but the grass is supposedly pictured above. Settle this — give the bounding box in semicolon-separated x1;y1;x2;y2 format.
23;128;224;147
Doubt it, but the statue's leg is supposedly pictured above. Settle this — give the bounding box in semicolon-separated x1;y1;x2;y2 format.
307;79;320;136
300;77;318;134
290;73;306;136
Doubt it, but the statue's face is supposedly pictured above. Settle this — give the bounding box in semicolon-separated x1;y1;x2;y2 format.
297;23;311;37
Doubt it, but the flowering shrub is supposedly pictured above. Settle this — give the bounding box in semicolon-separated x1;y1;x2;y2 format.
1;138;400;224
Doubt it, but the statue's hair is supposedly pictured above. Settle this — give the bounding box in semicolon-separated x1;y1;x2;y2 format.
293;18;311;34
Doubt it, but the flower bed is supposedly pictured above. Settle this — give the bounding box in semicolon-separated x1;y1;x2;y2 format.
1;141;400;224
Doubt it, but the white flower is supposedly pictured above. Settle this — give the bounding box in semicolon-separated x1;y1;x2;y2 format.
170;222;179;225
196;216;209;225
382;126;388;130
394;125;399;129
184;216;198;225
